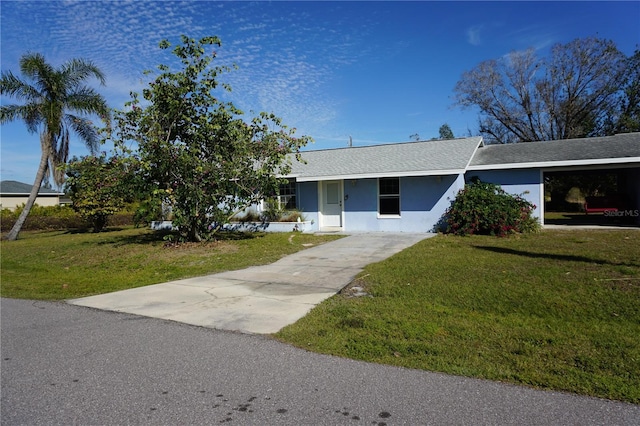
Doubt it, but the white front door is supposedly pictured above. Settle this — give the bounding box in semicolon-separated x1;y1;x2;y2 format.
321;180;342;228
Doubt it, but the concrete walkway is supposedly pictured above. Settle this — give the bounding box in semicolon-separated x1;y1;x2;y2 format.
69;233;433;334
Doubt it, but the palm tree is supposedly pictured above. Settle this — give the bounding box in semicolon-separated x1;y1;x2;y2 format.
1;53;110;240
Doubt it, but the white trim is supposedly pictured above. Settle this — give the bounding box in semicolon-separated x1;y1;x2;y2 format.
463;137;485;170
539;169;545;227
296;169;465;182
318;180;344;230
0;193;64;196
468;157;640;171
540;163;640;173
317;182;322;227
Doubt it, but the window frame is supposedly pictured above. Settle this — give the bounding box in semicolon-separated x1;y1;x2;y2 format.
378;177;401;217
276;179;297;210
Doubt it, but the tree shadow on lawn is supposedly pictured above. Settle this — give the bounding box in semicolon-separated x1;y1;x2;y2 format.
87;229;262;247
65;226;127;235
473;245;640;268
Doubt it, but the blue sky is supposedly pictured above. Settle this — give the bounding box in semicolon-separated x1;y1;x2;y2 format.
1;1;639;185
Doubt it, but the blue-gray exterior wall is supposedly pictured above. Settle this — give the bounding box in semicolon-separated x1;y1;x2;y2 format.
295;166;640;232
297;175;465;233
466;169;543;219
297;181;320;231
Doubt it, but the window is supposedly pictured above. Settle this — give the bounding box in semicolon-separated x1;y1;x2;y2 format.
277;179;297;210
379;177;400;215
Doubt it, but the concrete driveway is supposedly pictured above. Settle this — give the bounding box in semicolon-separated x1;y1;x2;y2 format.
69;233;432;334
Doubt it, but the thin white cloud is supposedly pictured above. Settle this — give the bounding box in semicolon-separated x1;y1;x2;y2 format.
0;1;375;155
506;24;558;52
466;25;483;46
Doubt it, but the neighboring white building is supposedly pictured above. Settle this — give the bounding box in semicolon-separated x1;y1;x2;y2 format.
0;180;64;210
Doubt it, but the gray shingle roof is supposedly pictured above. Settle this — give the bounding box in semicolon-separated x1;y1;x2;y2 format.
0;180;62;195
469;132;640;169
288;137;483;181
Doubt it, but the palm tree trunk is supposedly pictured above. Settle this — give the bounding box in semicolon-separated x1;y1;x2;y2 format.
4;148;49;241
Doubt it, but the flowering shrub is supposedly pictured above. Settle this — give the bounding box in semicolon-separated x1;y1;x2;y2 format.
442;178;539;236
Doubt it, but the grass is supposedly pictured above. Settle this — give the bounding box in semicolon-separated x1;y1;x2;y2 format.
0;227;341;300
275;229;640;403
3;226;639;403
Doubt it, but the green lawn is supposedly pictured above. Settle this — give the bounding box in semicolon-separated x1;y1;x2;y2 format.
2;227;639;403
276;229;640;403
0;227;341;300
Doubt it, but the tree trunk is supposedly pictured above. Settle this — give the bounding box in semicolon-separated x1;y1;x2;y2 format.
4;148;49;241
92;214;108;233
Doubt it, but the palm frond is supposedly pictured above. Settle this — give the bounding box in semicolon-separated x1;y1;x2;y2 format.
0;71;42;101
19;53;56;93
66;87;111;120
0;104;43;132
61;58;106;86
65;114;100;153
3;51;109;190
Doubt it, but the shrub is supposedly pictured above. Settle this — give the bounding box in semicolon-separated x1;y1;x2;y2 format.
261;200;283;223
65;154;132;232
2;204;84;231
279;210;306;222
232;206;306;223
1;204;135;232
441;178;539;236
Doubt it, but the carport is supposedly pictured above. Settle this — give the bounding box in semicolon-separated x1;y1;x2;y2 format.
467;132;640;228
543;165;640;227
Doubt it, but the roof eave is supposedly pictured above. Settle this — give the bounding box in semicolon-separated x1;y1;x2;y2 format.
467;156;640;171
295;169;466;182
462;137;485;170
1;192;64;196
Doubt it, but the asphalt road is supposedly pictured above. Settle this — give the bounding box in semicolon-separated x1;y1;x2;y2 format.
2;298;638;425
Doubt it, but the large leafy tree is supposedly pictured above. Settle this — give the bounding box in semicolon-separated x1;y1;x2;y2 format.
604;49;640;135
454;37;629;144
109;36;311;242
0;53;110;240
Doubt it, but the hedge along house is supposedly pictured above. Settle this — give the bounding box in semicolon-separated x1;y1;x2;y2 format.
281;132;640;233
